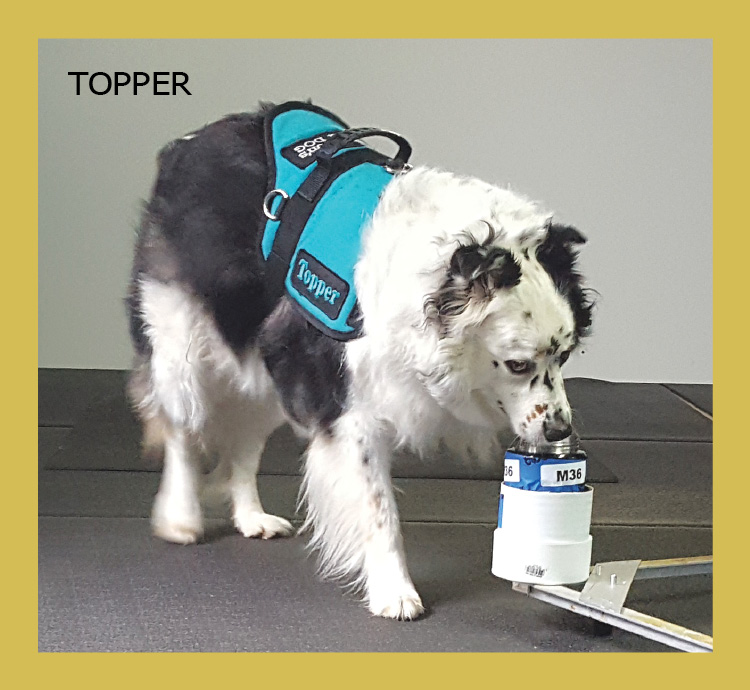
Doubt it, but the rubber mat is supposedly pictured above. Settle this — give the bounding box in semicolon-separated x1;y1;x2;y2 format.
38;517;711;652
39;438;712;526
663;384;713;415
39;371;712;457
38;369;127;427
37;370;713;654
565;378;712;442
41;400;618;483
38;428;70;470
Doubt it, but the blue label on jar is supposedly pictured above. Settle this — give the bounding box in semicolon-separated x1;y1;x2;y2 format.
503;451;587;493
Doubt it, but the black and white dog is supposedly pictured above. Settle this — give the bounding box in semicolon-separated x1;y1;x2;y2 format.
126;103;593;620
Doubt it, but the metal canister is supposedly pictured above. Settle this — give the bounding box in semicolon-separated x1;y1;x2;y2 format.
502;431;588;496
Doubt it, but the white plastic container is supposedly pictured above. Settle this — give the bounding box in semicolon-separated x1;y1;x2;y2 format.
491;433;594;585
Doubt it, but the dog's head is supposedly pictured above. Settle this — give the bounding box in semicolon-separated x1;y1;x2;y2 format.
424;221;594;444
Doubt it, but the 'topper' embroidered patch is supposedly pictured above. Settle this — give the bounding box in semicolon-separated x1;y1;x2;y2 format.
290;249;350;320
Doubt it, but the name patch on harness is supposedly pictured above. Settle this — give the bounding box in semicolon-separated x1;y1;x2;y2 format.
291;250;349;320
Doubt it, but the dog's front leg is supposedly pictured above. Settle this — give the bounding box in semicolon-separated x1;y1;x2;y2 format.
302;412;424;620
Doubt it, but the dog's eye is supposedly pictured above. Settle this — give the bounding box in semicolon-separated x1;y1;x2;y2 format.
504;360;533;375
560;351;571;365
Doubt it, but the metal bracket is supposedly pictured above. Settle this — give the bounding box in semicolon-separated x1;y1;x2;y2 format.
580;559;641;612
513;556;713;653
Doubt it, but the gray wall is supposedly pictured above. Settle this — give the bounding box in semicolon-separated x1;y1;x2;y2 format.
38;39;712;383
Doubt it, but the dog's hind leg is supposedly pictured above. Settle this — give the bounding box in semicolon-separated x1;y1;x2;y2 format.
301;412;424;620
151;425;205;544
137;279;212;544
211;396;294;540
129;362;206;544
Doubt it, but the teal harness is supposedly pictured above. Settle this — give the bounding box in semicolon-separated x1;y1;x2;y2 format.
261;102;412;340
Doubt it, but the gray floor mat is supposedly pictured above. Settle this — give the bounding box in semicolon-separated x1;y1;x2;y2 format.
39;369;127;426
583;440;712;526
663;384;713;415
565;378;712;441
37;369;714;654
41;399;617;482
39;437;712;526
38;370;710;483
38;517;711;652
40;371;712;450
38;428;71;470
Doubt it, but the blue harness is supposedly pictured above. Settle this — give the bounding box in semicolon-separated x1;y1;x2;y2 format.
261;102;412;340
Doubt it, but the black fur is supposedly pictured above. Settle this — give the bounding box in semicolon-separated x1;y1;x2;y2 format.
126;258;151;357
128;107;276;356
426;238;522;331
543;371;554;390
536;223;595;341
258;300;348;433
449;243;523;295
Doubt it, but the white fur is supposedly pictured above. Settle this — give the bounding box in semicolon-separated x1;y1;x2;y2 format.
138;279;292;544
299;411;423;618
135;166;582;620
349;167;573;452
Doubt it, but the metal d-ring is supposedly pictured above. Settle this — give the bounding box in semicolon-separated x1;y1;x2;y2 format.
385;162;413;175
263;189;289;221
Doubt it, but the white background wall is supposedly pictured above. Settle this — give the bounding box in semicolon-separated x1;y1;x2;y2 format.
38;39;712;382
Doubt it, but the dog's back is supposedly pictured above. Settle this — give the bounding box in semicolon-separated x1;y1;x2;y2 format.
127;108;274;361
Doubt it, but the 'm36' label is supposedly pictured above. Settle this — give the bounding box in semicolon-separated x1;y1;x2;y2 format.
540;461;586;487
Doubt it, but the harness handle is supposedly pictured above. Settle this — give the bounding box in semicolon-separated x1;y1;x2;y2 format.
316;127;412;171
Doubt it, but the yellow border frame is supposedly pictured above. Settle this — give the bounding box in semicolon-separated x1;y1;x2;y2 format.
18;3;737;683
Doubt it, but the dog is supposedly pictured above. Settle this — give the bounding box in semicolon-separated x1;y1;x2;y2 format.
126;102;594;620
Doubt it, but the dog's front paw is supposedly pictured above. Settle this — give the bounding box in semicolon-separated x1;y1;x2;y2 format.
368;589;425;621
233;510;294;539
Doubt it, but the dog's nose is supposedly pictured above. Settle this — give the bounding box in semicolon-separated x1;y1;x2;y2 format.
542;419;572;442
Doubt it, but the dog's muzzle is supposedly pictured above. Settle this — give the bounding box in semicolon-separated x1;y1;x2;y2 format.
542;411;573;442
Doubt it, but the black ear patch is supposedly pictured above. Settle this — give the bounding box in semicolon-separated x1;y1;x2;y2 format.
536;223;594;340
545;223;587;247
425;241;522;332
449;244;522;296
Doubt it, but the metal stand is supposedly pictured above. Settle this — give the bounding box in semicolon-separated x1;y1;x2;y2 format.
512;556;713;653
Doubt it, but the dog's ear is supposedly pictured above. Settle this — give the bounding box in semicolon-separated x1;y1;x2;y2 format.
425;242;521;333
536;222;587;285
543;223;587;247
537;222;595;340
449;244;522;296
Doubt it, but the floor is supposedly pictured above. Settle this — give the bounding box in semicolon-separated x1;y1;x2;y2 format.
38;369;713;652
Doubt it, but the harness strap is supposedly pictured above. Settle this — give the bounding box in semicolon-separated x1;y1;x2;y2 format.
295;129;411;203
317;128;412;168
